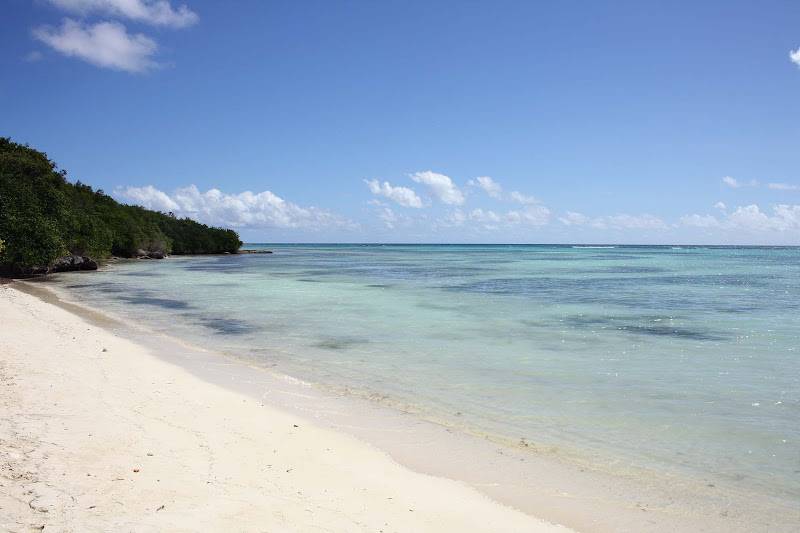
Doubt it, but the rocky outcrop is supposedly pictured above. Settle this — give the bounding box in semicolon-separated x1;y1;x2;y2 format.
5;255;99;278
133;249;167;259
53;255;99;272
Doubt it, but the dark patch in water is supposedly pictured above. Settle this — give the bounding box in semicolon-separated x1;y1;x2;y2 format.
118;296;192;310
620;324;723;341
65;282;119;291
65;283;98;289
563;315;724;341
301;269;340;277
182;259;239;273
366;284;392;288
199;317;257;335
436;274;794;313
643;274;770;287
297;278;322;283
95;285;126;294
604;266;667;274
183;265;236;273
312;337;367;350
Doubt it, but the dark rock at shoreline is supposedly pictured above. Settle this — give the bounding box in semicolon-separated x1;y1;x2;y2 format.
133;249;167;259
53;255;99;272
236;249;273;254
5;255;99;278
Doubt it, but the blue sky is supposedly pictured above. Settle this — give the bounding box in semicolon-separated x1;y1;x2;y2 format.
2;0;799;244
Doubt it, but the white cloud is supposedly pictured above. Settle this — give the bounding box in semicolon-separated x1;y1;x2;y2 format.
467;176;539;205
442;209;467;227
679;204;800;232
722;176;741;188
46;0;198;28
791;46;800;68
118;184;180;212
469;206;551;228
558;211;607;229
378;208;397;229
558;211;666;230
469;208;501;223
469;176;503;199
115;184;355;230
33;19;158;73
723;176;760;188
506;206;551;227
727;205;773;231
772;204;800;230
364;179;424;208
605;214;668;230
768;182;799;190
678;214;720;228
410;171;465;205
509;191;539;204
714;202;727;210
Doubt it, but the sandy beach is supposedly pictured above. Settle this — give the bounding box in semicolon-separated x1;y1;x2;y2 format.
0;283;572;533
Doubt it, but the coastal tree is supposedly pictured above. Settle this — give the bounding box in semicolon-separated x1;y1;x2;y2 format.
0;138;243;276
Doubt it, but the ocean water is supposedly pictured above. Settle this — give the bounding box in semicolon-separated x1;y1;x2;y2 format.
44;244;799;519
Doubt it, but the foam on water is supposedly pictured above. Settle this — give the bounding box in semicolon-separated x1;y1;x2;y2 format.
43;244;800;527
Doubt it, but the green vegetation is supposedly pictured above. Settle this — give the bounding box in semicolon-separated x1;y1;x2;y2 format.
0;138;242;275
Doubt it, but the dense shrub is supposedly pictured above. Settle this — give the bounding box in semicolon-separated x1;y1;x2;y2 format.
0;138;242;274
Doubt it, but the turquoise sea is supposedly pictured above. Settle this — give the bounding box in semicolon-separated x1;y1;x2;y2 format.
45;244;799;526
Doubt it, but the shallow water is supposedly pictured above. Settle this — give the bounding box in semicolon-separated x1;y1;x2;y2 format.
45;244;800;514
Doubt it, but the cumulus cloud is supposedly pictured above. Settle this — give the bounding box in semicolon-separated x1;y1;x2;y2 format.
791;46;800;68
469;176;503;199
728;204;800;231
505;206;551;227
714;202;727;210
377;207;397;229
678;214;720;228
115;184;355;230
34;1;196;72
468;208;501;224
467;176;540;205
442;209;467;227
46;0;198;28
722;176;741;188
606;214;668;229
558;211;667;230
723;176;759;188
364;179;424;208
33;19;158;73
467;206;551;228
508;191;539;204
410;171;465;205
679;204;800;232
374;207;415;230
768;182;799;190
118;184;180;212
558;211;605;229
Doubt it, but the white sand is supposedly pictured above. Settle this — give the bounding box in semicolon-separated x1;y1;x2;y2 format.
0;284;574;533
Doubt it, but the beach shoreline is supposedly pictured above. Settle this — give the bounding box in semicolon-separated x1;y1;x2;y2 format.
0;282;572;532
1;280;795;532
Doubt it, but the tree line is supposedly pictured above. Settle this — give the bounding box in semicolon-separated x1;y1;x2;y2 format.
0;138;242;275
